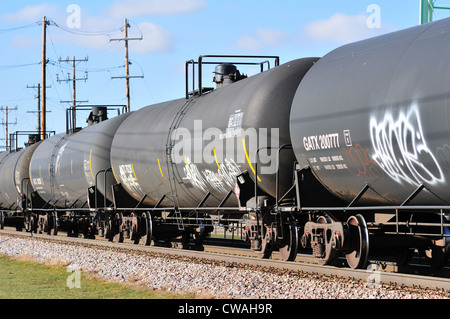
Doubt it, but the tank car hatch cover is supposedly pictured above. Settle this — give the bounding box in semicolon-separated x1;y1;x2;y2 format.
290;18;450;205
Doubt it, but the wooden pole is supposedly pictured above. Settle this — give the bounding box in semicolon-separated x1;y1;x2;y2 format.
42;16;48;140
125;18;130;113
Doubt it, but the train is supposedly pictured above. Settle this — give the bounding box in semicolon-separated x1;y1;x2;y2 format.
1;18;450;269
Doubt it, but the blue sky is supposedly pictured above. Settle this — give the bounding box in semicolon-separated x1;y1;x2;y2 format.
0;0;449;144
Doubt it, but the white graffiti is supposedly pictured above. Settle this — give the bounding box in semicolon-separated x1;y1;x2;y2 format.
183;157;242;194
183;156;208;192
203;170;227;193
370;104;445;186
217;158;242;188
118;164;145;196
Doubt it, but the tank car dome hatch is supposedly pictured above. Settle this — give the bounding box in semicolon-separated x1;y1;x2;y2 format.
87;106;108;126
25;134;41;147
213;63;247;89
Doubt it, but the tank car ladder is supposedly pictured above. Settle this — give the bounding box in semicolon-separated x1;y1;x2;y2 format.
165;96;197;231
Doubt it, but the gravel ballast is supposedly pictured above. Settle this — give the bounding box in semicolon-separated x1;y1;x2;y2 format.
0;234;448;299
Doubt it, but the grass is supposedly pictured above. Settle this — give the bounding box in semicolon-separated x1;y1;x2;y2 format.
0;254;196;299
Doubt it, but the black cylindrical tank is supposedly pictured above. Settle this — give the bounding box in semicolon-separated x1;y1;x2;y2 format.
111;58;319;207
290;18;450;205
0;144;41;209
29;113;131;208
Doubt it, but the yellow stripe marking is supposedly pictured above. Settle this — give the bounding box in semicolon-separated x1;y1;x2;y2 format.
213;148;221;170
89;149;94;179
131;164;138;181
157;158;164;177
70;159;73;174
242;138;261;182
112;166;118;183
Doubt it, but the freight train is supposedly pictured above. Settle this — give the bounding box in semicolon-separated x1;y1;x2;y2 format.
1;18;450;269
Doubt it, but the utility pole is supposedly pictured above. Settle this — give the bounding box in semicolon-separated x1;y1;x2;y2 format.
27;83;51;137
111;18;144;113
0;106;17;151
28;84;41;136
58;56;88;130
42;16;49;141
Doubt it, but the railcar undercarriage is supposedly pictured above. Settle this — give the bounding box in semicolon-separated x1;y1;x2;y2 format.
237;162;450;269
3;170;450;270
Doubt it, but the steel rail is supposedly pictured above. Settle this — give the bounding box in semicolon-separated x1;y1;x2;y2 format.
0;228;449;292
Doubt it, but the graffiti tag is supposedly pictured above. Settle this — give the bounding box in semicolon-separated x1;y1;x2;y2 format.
369;105;444;186
341;144;384;180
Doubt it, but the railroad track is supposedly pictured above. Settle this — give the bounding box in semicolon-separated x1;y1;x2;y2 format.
1;227;449;292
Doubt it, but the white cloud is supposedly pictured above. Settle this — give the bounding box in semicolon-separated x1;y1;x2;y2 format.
48;14;124;51
2;1;205;54
236;29;288;51
130;22;174;53
106;0;207;18
2;4;176;54
10;34;39;49
2;4;60;23
50;21;173;54
305;13;397;44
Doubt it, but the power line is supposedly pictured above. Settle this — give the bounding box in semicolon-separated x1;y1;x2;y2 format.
49;18;123;37
0;21;40;34
0;62;41;71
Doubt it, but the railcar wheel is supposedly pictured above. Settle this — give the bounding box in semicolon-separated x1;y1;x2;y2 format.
258;225;273;259
37;214;46;234
47;213;58;236
128;214;140;244
24;214;34;232
107;213;124;242
139;212;152;246
411;212;450;269
115;213;125;243
396;249;414;266
345;214;369;269
314;215;339;266
278;215;298;261
254;209;274;259
422;238;450;269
